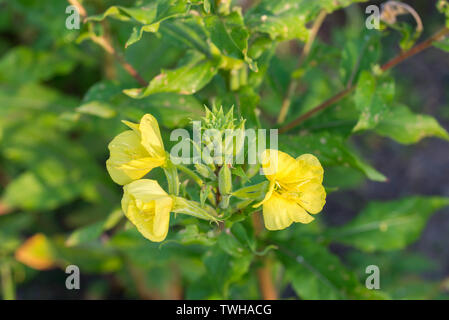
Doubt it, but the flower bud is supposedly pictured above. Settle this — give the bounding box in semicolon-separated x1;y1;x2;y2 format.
219;194;230;209
195;163;216;180
218;165;232;196
172;197;219;222
232;181;269;200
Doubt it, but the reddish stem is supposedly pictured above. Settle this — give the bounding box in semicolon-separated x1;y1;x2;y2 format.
279;27;449;134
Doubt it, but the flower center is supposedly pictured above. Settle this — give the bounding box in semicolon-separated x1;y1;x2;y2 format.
135;199;156;222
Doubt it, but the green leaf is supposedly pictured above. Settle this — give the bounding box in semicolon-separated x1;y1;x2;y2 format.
6;0;79;44
230;166;247;180
0;83;78;119
0;213;32;254
346;250;438;290
77;102;117;118
126;0;192;47
237;86;261;128
392;22;422;51
278;239;389;300
55;242;122;273
245;0;367;42
125;23;161;48
78;81;204;128
245;1;309;41
279;133;386;182
76;81;122;118
132;93;204;128
171;225;216;246
327;167;369;193
339;29;381;85
205;15;242;57
0;213;33;236
217;232;248;258
204;248;252;297
216;222;257;257
66;222;104;247
327;196;449;252
2;159;85;211
123;52;219;98
87;1;191;48
0;47;75;85
388;278;442;300
230;222;256;252
204;9;256;71
160;16;211;56
88;3;172;24
374;105;449;144
353;71;395;131
66;209;123;246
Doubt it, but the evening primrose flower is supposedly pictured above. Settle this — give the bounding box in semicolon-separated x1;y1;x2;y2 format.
122;179;173;242
106;114;166;185
122;179;219;242
254;149;326;230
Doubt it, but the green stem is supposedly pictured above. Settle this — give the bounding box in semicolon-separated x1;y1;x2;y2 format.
175;164;204;187
1;263;15;300
277;10;327;124
163;165;180;196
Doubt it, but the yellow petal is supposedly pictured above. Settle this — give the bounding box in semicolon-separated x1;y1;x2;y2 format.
106;131;163;185
261;149;296;183
262;150;325;188
122;119;140;133
296;154;324;184
106;131;150;185
253;180;275;208
153;196;172;240
122;179;173;242
294;180;326;214
119;157;165;176
123;179;169;201
262;193;314;230
123;197;161;242
139;114;166;159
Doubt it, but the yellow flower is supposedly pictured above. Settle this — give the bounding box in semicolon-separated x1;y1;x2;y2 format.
106;114;166;185
254;149;326;230
122;179;173;242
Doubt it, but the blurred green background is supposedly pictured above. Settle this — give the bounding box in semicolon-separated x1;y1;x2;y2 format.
0;0;448;299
